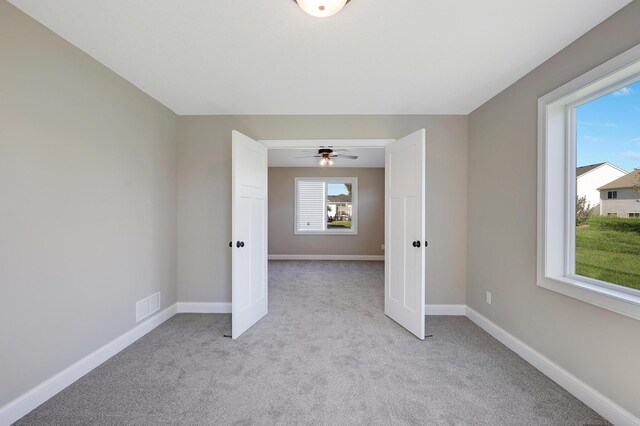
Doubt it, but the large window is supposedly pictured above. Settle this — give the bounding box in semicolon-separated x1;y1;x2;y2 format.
538;43;640;321
575;81;640;293
295;177;357;235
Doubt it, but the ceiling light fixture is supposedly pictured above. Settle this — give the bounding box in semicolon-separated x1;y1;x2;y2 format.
295;148;357;166
319;152;334;166
294;0;350;18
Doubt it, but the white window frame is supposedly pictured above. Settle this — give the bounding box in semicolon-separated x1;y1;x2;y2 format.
294;177;358;235
538;43;640;321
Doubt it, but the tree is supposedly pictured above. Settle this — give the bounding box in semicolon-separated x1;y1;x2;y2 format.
344;183;352;196
576;196;592;226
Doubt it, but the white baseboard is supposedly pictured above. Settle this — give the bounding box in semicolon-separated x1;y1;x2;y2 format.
4;302;636;426
176;302;231;314
268;254;384;261
175;303;466;316
0;303;177;426
425;304;466;315
466;307;639;426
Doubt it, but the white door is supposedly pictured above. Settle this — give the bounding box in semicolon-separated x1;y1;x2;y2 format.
232;130;268;339
385;129;426;339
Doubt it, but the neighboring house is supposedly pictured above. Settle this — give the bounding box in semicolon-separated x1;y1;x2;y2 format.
597;169;640;217
327;194;352;221
576;162;626;210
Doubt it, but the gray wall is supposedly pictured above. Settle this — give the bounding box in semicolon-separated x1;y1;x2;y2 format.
177;116;467;305
268;167;384;256
0;2;178;407
467;1;640;418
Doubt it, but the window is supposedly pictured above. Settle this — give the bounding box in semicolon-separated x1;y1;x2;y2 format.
630;213;640;218
538;43;640;321
295;177;357;235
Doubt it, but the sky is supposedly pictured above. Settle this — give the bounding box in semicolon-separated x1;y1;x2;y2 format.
328;183;349;196
577;79;640;173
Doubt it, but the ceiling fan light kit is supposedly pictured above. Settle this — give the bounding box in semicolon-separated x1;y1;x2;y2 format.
294;0;350;18
295;148;358;167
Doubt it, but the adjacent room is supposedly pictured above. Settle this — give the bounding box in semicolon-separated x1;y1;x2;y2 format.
1;0;639;425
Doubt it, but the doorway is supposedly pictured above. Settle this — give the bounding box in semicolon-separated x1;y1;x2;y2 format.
231;131;426;339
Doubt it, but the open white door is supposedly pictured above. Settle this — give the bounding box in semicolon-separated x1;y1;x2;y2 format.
385;129;426;339
232;130;268;339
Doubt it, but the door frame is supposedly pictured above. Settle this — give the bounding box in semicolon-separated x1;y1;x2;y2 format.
261;139;395;149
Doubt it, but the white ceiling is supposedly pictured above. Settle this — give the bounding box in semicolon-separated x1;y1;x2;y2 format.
9;0;631;115
269;148;384;168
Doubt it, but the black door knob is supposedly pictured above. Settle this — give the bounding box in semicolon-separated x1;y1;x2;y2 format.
412;240;421;248
236;241;242;248
240;241;245;247
229;241;232;248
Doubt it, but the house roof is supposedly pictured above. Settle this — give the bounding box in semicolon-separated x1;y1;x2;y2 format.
598;169;640;190
328;194;351;203
576;163;606;177
576;162;627;178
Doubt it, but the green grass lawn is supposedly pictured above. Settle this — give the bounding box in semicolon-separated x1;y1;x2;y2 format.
576;217;640;291
327;221;352;228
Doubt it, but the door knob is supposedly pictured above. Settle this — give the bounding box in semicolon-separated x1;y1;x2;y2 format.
229;241;232;248
412;240;421;248
240;241;245;247
236;241;242;248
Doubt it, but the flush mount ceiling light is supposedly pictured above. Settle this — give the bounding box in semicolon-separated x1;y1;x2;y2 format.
293;0;351;18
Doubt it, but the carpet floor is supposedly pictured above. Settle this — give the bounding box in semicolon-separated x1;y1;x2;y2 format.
16;261;606;425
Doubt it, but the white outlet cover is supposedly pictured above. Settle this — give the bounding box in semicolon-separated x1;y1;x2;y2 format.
486;291;492;305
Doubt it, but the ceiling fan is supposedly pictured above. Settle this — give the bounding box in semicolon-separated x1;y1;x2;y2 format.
295;148;358;166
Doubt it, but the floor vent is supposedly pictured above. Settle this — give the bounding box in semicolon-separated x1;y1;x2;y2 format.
136;292;161;322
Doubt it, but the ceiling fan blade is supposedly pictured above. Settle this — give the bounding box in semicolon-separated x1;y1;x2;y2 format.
335;155;358;159
294;155;320;159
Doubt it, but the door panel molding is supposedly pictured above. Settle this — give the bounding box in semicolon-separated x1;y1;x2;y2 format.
232;131;268;339
384;129;426;339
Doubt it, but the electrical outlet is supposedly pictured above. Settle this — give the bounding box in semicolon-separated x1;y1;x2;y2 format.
486;291;492;305
381;244;385;250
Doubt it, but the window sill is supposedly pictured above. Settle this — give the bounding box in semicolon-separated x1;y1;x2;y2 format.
538;274;640;321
